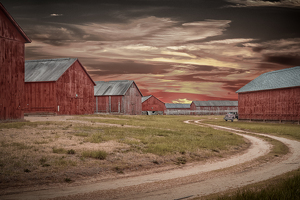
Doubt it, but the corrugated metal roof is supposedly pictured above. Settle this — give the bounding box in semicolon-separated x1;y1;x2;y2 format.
142;95;152;103
236;66;300;93
94;80;142;96
0;3;31;43
193;100;238;107
165;103;190;109
25;58;77;82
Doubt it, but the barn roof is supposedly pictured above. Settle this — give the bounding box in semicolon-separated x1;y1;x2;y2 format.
25;58;77;82
192;100;238;107
25;58;95;85
142;95;152;103
142;95;165;104
0;3;31;43
236;66;300;93
94;80;143;96
165;103;190;109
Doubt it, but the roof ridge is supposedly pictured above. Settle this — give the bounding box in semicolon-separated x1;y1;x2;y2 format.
25;58;75;62
0;3;31;43
263;66;300;75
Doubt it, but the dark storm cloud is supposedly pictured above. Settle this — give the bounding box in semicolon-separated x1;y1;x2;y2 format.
222;79;253;92
263;54;300;66
3;0;299;43
87;61;172;78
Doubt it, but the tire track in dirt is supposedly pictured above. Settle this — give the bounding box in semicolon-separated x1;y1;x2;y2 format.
1;120;275;200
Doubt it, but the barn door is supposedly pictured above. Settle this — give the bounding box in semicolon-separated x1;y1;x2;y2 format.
131;102;136;115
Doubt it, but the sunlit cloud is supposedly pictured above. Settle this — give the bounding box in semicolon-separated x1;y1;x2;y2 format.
50;14;63;17
145;57;240;69
172;98;192;104
24;14;299;103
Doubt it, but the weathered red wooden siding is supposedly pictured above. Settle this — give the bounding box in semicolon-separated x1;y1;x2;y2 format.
24;60;94;115
123;83;142;115
190;102;196;110
190;102;237;115
238;87;300;121
0;6;27;120
24;82;56;114
94;96;123;113
142;96;166;112
56;61;95;115
95;96;109;113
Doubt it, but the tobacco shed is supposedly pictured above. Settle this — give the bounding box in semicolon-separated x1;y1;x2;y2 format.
142;95;166;115
94;80;142;115
24;58;95;115
165;103;191;115
190;100;238;115
236;66;300;122
0;3;31;120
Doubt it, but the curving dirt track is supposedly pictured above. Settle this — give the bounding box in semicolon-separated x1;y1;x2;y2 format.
2;120;300;200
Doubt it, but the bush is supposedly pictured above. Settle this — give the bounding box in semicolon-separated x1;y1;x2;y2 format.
67;149;75;154
81;150;107;160
53;147;67;154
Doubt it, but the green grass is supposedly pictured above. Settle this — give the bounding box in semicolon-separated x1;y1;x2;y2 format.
52;147;67;154
202;116;300;141
216;171;300;200
81;150;108;160
0;141;32;150
0;121;63;129
75;120;245;156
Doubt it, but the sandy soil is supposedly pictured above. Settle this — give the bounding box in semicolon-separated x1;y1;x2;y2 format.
2;118;299;200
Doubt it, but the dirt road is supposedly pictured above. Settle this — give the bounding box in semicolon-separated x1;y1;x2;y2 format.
2;120;300;200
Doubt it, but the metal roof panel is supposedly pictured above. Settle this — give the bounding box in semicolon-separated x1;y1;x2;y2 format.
193;100;238;107
25;58;76;82
142;95;152;103
236;66;300;93
94;80;135;96
165;103;190;109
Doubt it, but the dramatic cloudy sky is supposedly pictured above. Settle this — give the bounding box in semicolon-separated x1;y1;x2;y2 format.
2;0;300;103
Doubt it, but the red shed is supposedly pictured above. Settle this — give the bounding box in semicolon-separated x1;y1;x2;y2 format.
190;100;238;115
94;80;142;115
0;3;31;120
165;103;191;115
142;95;166;115
24;58;95;115
236;66;300;122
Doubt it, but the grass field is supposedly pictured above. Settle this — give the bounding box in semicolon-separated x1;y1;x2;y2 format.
1;114;299;198
202;115;300;141
0;115;246;189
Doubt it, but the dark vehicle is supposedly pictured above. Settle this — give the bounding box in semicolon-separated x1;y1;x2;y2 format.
224;112;238;122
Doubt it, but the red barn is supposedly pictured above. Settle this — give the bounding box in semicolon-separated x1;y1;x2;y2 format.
24;58;95;115
0;3;31;120
142;95;166;115
94;80;142;115
190;100;238;115
165;103;191;115
236;66;300;122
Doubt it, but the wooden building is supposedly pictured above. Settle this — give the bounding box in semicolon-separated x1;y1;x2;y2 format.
165;103;191;115
94;80;142;115
24;58;95;115
142;95;166;115
0;3;31;120
236;66;300;122
190;100;238;115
